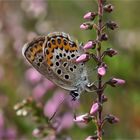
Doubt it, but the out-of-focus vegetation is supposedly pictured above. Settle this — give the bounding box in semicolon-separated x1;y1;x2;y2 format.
0;0;140;139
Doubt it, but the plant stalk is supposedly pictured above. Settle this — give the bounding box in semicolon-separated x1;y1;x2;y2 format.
96;0;103;140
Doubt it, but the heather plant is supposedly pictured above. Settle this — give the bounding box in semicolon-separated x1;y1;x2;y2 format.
14;0;126;140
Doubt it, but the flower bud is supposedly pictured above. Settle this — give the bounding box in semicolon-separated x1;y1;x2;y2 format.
83;12;97;20
104;4;114;13
100;33;108;41
102;95;108;103
105;48;118;57
107;78;125;87
98;66;106;76
83;41;96;49
80;23;93;30
76;54;89;63
85;136;98;140
105;114;119;124
106;20;118;30
90;103;99;115
73;113;91;123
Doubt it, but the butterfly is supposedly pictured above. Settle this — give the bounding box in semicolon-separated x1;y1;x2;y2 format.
22;32;94;100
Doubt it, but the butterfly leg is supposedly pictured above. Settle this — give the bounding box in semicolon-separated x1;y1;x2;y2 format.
85;82;98;92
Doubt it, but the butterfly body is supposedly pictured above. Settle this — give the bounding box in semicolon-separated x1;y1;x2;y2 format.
22;32;89;100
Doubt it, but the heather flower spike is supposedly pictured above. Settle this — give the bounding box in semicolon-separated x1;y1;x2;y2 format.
76;0;125;139
83;12;98;20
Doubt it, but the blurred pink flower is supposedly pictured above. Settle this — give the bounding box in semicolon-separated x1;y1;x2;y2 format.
33;79;55;100
97;66;106;76
21;0;47;18
44;91;65;118
57;113;73;132
32;84;47;100
90;102;99;115
42;79;55;90
0;112;4;130
6;127;17;140
25;68;42;84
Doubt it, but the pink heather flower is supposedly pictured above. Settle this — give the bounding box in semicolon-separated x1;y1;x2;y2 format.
83;12;97;20
32;84;47;100
73;113;90;123
25;68;42;84
80;23;92;30
0;112;4;129
113;78;125;85
32;128;40;138
85;136;97;140
21;0;47;18
42;79;55;90
90;103;99;115
107;78;125;87
98;66;106;76
57;113;73;132
83;41;96;49
76;54;89;63
44;91;65;118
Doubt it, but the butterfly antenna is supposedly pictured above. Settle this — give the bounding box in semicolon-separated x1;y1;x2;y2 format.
49;95;67;121
71;99;77;120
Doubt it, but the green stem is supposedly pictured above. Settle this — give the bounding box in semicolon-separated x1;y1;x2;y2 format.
96;0;103;140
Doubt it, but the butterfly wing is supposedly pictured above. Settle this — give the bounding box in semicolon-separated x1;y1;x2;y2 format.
22;36;54;81
43;32;88;91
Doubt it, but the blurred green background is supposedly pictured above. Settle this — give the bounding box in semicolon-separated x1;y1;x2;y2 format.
0;0;140;140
